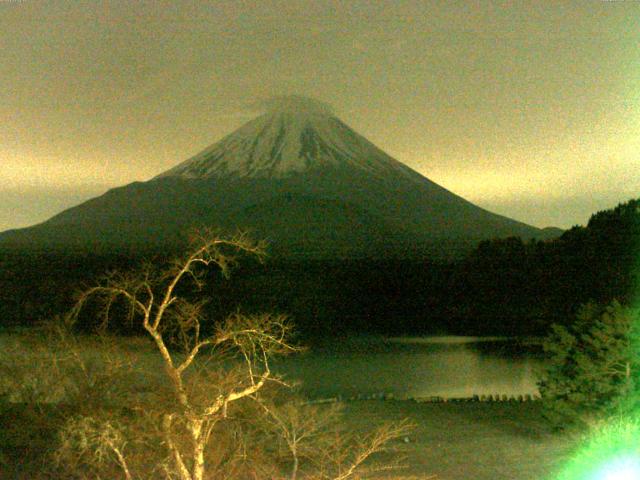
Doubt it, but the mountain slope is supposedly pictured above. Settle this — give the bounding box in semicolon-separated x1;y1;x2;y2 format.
0;97;556;257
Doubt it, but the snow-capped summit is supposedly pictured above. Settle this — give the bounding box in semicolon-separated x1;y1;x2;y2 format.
158;96;418;181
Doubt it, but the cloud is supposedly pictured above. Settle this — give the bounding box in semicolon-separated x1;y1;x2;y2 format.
252;95;335;116
213;95;335;122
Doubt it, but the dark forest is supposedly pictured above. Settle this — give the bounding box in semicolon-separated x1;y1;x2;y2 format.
1;198;637;341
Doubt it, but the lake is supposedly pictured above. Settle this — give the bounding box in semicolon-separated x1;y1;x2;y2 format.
0;332;546;404
272;336;545;400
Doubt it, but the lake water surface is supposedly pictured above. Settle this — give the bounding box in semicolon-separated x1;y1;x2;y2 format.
273;336;544;400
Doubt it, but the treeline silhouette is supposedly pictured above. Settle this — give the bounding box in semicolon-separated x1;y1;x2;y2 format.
451;198;639;335
1;198;637;340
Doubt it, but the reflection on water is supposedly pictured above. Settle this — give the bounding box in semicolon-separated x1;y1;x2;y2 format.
272;336;544;399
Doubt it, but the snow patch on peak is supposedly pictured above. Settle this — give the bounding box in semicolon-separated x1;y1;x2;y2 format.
158;97;423;182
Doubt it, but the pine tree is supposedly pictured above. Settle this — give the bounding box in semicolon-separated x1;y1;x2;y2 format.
539;300;640;428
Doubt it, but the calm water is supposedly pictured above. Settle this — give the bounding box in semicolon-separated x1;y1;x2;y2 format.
272;336;544;400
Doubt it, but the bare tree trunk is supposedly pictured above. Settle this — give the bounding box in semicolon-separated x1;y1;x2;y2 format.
289;444;299;480
190;419;206;480
163;414;192;480
111;446;133;480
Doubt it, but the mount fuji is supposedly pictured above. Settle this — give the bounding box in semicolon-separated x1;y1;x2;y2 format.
0;97;555;258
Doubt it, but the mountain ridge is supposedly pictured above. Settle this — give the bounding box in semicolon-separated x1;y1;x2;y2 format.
0;97;560;258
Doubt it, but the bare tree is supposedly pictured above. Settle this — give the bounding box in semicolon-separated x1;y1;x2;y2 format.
55;416;134;480
257;398;339;480
60;231;434;480
256;394;431;480
67;231;296;480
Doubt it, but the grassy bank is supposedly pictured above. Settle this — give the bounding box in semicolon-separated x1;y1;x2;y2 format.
1;398;576;479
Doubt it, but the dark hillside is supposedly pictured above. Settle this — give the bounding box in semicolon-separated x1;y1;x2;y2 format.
449;198;640;331
1;199;634;339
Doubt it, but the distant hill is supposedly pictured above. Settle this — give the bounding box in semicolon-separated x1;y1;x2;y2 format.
0;96;558;258
445;197;640;334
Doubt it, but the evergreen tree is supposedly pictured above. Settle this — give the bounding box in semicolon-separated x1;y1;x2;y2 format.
539;300;640;428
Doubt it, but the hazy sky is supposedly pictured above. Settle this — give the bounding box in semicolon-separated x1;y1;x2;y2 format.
1;1;638;232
